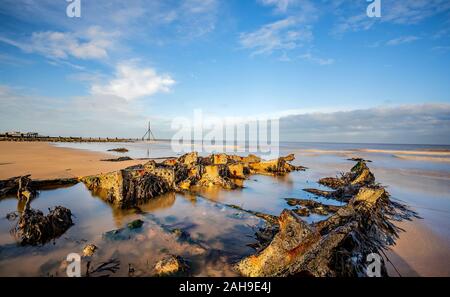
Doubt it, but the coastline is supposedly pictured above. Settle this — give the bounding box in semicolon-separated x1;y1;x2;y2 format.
0;141;449;276
0;141;148;180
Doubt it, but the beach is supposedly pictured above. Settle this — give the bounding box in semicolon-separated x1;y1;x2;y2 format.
0;141;449;276
0;142;148;180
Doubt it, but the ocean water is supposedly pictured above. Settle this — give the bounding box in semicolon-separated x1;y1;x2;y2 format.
0;141;449;276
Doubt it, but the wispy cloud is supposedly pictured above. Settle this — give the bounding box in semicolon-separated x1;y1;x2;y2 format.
333;0;450;35
298;53;334;65
90;62;175;101
259;0;297;14
0;26;117;61
386;35;420;46
239;17;313;56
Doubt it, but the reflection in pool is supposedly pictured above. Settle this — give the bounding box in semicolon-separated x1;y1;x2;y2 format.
1;179;300;276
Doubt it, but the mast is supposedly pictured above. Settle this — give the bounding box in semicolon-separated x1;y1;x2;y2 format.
142;121;156;141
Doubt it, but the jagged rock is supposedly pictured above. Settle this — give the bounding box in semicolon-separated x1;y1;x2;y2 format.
0;175;37;201
293;207;310;216
236;210;315;276
236;161;415;277
154;255;190;276
306;160;376;201
83;244;98;257
82;168;171;208
249;154;303;176
13;206;73;245
82;152;304;208
197;165;238;189
178;152;198;166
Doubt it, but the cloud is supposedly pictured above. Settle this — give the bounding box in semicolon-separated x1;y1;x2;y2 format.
239;17;313;56
386;35;420;46
90;62;175;101
0;26;117;61
0;85;146;137
432;46;450;53
298;53;334;65
258;0;317;18
280;104;450;144
0;0;219;42
259;0;296;13
333;0;450;35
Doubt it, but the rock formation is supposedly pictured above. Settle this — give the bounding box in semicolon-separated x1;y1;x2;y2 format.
82;152;303;208
235;160;416;277
12;206;73;245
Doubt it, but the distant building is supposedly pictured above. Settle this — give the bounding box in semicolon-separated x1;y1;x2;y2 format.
3;131;39;137
26;132;38;138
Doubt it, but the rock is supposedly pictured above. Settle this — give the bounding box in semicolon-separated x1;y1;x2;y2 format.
101;156;133;162
285;198;341;216
83;244;98;257
171;228;190;241
0;175;36;201
154;255;190;276
178;152;198;166
82;152;305;207
307;160;376;201
197;165;238;189
236;210;315;277
13;206;73;245
127;219;144;229
107;148;129;153
249;155;301;176
82;168;171;208
236;160;416;277
293;207;310;216
6;211;19;221
103;228;128;241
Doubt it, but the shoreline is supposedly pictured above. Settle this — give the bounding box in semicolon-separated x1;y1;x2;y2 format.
0;141;148;180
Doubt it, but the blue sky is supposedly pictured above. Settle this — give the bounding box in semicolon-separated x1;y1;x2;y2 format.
0;0;449;143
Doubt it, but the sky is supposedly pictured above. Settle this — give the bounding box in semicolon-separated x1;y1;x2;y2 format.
0;0;449;144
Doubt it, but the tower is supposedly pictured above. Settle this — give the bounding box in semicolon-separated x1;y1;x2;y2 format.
142;121;156;141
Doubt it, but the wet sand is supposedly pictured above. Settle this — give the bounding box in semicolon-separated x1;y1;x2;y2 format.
0;142;147;180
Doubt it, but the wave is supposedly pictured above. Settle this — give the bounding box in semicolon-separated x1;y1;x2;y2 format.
393;154;450;163
357;149;450;156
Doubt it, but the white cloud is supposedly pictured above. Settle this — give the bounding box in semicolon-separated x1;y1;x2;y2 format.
0;26;116;61
299;53;334;65
259;0;295;13
239;17;313;56
90;62;175;101
386;35;420;46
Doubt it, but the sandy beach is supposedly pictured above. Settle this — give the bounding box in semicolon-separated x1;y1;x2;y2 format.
0;142;147;180
0;141;449;277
